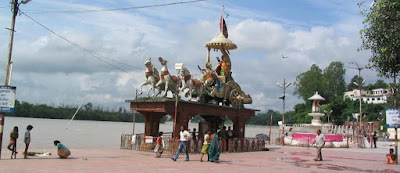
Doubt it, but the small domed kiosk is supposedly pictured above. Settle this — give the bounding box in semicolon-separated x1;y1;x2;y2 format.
308;92;325;126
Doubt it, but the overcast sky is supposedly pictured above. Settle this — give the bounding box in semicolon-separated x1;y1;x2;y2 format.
0;0;384;113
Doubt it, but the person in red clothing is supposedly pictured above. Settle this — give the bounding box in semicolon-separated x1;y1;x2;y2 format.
8;126;19;159
154;131;164;158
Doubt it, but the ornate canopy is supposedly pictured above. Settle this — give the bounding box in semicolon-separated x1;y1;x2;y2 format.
205;33;237;50
308;92;325;101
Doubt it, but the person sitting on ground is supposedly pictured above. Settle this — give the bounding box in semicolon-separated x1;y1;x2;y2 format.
24;125;33;159
154;131;164;158
8;126;19;159
54;140;71;158
387;148;396;164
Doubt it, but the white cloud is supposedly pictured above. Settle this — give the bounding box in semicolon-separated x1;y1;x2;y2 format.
0;0;385;114
230;19;288;52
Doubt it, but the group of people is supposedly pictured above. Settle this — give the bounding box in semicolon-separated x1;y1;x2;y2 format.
7;125;71;159
153;126;222;162
200;129;220;162
7;125;33;159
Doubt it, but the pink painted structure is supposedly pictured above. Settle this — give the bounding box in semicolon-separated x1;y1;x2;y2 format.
292;133;343;143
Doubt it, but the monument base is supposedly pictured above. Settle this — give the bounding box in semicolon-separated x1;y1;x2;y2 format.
307;124;323;133
308;112;325;126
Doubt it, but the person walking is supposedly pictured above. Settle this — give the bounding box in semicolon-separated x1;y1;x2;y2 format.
7;126;19;159
200;129;211;162
312;129;325;161
154;131;164;158
171;126;191;161
208;130;221;163
373;131;378;148
24;125;33;159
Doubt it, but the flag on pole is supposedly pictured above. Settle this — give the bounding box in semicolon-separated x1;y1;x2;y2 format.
220;15;228;38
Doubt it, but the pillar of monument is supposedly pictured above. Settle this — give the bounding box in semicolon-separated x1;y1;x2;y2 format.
142;112;164;136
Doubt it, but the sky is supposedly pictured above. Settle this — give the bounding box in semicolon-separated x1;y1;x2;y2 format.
0;0;384;113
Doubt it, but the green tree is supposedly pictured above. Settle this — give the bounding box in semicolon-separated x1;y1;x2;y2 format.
322;62;346;102
360;0;400;107
363;80;387;91
373;80;388;89
347;75;363;91
293;64;324;102
84;102;93;111
246;110;282;126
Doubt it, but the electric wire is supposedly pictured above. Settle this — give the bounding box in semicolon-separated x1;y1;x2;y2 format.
19;10;146;80
23;0;205;14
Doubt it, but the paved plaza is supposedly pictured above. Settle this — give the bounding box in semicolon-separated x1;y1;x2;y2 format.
1;144;399;173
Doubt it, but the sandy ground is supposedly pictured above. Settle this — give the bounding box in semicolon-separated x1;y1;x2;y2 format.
0;144;399;173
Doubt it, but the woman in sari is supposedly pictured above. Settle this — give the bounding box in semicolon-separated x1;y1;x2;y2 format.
208;130;220;162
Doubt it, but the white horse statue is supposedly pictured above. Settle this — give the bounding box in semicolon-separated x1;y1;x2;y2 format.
156;57;179;97
178;66;204;101
140;58;161;97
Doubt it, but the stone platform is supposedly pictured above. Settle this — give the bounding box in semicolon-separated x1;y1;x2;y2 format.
0;144;397;173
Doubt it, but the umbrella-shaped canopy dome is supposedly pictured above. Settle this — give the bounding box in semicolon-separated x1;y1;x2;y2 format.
308;92;325;101
205;33;237;50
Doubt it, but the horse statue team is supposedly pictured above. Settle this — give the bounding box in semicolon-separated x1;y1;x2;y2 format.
138;51;252;108
140;56;222;101
139;12;252;107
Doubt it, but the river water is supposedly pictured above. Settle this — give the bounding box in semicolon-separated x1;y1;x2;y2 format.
1;117;278;150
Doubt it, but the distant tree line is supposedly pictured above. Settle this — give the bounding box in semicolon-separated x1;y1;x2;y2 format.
9;100;152;123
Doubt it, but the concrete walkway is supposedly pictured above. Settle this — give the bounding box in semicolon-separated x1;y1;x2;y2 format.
0;146;399;173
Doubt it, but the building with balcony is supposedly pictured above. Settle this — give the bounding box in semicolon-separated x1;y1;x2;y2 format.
343;88;391;104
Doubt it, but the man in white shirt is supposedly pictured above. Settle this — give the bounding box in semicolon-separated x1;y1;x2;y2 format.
172;126;191;161
312;129;325;161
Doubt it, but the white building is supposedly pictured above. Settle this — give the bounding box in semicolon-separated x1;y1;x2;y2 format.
343;88;391;104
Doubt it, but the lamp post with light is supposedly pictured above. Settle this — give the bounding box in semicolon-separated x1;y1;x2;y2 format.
0;0;32;160
277;79;291;146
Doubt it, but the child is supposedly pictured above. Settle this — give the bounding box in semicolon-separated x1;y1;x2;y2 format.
24;125;33;159
154;132;164;158
7;126;19;159
54;140;71;158
200;130;211;162
387;148;396;164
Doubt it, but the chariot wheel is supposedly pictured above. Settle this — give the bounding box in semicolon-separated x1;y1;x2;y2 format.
229;89;242;108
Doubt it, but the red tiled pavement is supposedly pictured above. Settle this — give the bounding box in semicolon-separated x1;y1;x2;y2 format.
0;146;399;173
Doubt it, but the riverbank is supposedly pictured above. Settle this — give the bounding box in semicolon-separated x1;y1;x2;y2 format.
1;145;398;173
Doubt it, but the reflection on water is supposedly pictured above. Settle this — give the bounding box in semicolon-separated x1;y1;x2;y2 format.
1;117;278;149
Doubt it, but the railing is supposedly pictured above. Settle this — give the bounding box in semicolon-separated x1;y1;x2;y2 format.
121;133;266;153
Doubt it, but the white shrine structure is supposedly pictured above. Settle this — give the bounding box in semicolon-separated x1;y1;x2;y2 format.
308;92;325;126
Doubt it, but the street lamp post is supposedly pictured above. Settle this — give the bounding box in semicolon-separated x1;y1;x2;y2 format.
277;79;291;146
0;0;31;160
324;110;333;124
346;62;364;128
